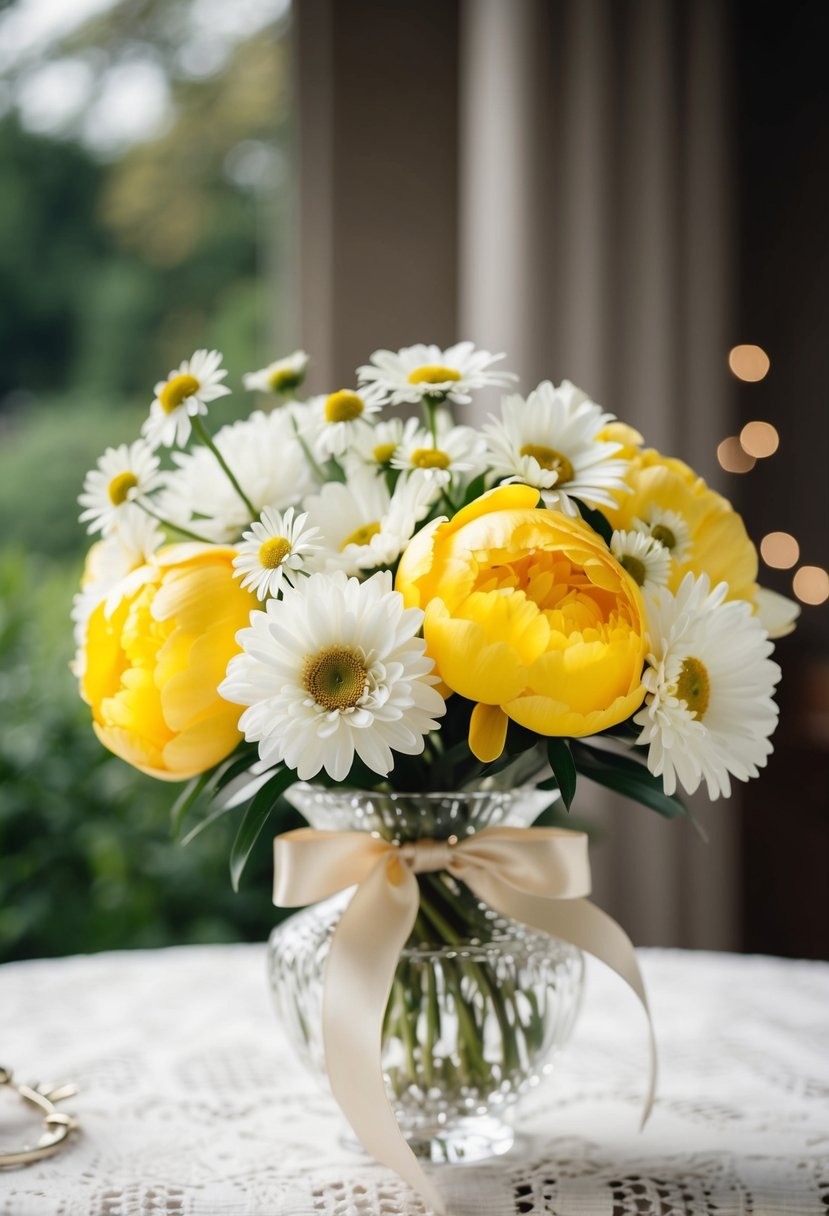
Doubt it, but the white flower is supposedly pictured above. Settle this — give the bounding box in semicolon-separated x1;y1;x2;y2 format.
755;586;800;640
303;468;434;576
243;350;309;395
78;441;161;535
162;409;314;542
219;570;446;781
357;341;516;407
634;573;781;800
342;416;405;472
631;506;691;564
610;529;671;594
71;506;163;675
232;506;321;601
483;380;630;516
302;389;382;459
143;349;231;448
392;417;487;488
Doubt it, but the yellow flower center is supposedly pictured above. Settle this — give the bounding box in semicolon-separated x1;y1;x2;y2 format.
373;442;397;465
258;537;292;569
325;390;364;423
675;656;710;720
407;365;461;386
108;471;138;506
341;521;381;550
303;645;368;711
519;444;574;483
160;373;200;414
651;523;677;551
619;554;647;586
268;367;303;393
412;448;451;470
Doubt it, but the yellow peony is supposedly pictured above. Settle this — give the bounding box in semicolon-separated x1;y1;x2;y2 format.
604;448;759;605
396;485;648;762
80;544;257;781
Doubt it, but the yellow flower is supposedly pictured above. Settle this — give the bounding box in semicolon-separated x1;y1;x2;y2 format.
396;485;648;762
80;544;257;781
604;449;759;606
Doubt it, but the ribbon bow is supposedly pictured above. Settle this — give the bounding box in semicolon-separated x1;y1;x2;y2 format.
274;826;656;1215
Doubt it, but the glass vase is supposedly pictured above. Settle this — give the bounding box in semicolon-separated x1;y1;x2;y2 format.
267;784;585;1164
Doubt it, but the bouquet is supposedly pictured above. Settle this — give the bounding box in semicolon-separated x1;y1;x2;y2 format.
73;341;796;1210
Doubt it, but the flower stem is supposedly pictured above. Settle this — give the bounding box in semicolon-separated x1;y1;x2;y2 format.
137;500;213;545
191;415;257;518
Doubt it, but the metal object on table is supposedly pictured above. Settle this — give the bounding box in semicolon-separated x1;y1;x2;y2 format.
0;1066;79;1167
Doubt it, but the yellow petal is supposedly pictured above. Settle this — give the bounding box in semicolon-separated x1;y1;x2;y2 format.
469;703;509;762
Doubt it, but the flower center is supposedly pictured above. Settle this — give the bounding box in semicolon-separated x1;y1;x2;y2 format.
325;390;364;423
341;521;380;550
372;442;397;465
412;448;450;470
268;367;303;393
108;471;138;506
160;373;200;414
303;645;368;711
675;656;710;720
407;364;461;386
258;537;292;568
619;554;647;586
519;444;574;483
651;523;677;551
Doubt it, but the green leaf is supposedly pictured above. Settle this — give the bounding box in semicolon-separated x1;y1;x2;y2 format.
574;501;613;545
230;767;297;892
170;772;211;839
460;471;487;507
570;740;686;819
541;738;577;811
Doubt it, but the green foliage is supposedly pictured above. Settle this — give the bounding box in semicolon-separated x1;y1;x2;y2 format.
0;553;280;963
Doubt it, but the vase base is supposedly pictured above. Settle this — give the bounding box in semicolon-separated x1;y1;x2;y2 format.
344;1115;514;1165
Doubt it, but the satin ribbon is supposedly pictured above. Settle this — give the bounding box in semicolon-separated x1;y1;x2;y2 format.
273;826;657;1216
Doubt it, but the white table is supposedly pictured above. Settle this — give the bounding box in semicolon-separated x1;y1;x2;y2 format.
1;944;827;1215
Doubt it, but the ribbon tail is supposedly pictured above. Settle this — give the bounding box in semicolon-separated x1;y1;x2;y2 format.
466;874;657;1125
322;858;447;1215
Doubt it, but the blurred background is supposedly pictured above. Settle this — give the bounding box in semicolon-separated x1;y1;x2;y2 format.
0;0;826;964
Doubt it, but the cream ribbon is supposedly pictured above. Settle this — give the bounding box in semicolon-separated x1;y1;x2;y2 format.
273;826;657;1216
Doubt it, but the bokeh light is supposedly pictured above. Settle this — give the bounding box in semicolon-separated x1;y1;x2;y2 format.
740;420;779;458
728;344;770;382
793;566;829;606
717;436;755;473
760;532;800;569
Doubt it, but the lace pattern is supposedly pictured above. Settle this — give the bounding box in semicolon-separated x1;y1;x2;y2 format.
2;945;827;1215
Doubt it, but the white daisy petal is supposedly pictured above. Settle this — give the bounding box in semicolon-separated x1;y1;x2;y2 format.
483;380;630;515
392;416;487;489
243;350;309;395
356;342;516;407
233;506;322;601
219;570;446;782
610;529;671;594
142;348;231;449
78;441;161;535
633;573;781;800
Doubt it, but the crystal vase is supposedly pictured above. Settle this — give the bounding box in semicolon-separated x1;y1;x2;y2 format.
267;784;585;1164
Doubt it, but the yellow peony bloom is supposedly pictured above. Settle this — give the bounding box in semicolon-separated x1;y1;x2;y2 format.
604;449;759;606
396;485;648;762
80;544;257;781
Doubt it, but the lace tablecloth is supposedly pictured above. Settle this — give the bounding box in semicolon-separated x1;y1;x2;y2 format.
1;944;828;1215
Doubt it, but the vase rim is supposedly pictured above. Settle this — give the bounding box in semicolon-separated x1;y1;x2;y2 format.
292;781;546;802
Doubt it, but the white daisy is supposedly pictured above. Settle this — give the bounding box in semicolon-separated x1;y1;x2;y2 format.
342;416;405;472
483;380;630;516
71;506;163;675
78;441;161;535
232;506;322;601
142;349;231;448
391;417;487;488
162;409;315;543
610;529;671;594
634;573;781;800
631;506;691;564
219;569;446;781
357;341;516;407
301;389;382;459
304;468;435;576
243;350;309;396
755;586;800;640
